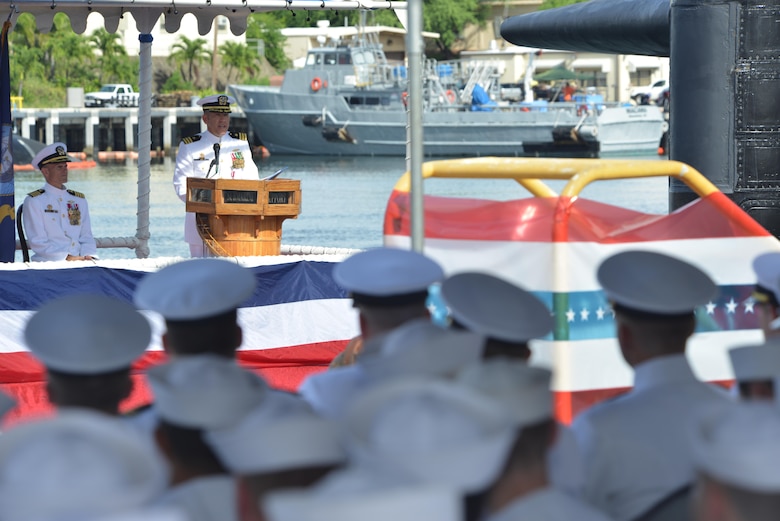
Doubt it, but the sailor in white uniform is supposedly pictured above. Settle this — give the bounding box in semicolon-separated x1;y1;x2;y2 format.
454;360;613;521
441;272;584;498
22;142;98;261
173;94;259;257
728;340;780;401
749;252;780;340
691;402;780;521
571;250;731;521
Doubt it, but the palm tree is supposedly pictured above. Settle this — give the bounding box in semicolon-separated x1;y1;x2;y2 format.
219;41;261;83
170;36;210;85
89;28;127;84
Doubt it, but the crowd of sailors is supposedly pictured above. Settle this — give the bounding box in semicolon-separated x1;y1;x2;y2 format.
2;245;780;521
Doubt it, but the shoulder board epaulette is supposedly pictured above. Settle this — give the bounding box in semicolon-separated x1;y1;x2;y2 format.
229;131;248;141
27;189;45;197
66;189;85;198
182;135;202;145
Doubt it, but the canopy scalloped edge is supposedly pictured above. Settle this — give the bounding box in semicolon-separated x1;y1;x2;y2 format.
5;0;407;35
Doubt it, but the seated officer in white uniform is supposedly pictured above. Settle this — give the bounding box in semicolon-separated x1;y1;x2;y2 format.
133;258;257;360
24;293;151;415
0;409;169;521
205;392;346;521
691;402;780;521
571;250;731;521
22;142;98;261
455;360;613;521
441;273;583;498
173;94;259;258
750;252;780;340
299;247;444;417
728;340;780;400
148;355;268;521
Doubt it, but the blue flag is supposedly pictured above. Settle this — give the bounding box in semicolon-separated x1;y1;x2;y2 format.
0;20;14;263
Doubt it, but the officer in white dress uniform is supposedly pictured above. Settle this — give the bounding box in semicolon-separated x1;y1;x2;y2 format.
23;293;151;415
691;402;780;521
455;360;613;521
571;250;731;521
173;94;259;257
0;409;169;521
205;392;346;521
728;340;780;400
441;272;584;498
148;355;268;521
750;252;780;340
22;142;98;261
298;248;444;418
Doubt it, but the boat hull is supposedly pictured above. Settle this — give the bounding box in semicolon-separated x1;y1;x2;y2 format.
230;85;664;157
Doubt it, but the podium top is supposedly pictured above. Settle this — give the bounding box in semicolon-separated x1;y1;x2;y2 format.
185;177;301;217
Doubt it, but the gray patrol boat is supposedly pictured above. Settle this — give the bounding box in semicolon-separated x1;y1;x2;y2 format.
230;32;664;157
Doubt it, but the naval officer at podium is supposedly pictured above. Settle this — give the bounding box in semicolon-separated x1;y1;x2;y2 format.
173;94;259;257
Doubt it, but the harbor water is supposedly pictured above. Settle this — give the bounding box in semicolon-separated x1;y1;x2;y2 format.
12;154;668;262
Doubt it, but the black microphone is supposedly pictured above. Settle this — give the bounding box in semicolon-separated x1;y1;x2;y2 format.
213;143;220;177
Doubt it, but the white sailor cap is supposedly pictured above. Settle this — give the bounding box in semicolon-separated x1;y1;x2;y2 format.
133;259;256;321
147;354;268;429
205;391;346;474
597;250;717;316
751;252;780;306
197;94;235;113
32;142;71;171
455;359;553;427
358;318;485;379
264;483;461;521
728;340;780;382
345;379;515;493
441;272;553;343
0;409;169;521
333;248;444;306
24;294;151;374
693;402;780;492
0;390;16;421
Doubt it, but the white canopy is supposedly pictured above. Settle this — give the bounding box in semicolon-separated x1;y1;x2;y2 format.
6;0;406;35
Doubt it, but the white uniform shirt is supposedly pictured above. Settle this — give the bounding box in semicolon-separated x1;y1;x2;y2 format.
487;487;614;521
22;183;97;261
173;130;259;244
154;475;238;521
548;424;584;498
298;364;368;420
571;354;730;521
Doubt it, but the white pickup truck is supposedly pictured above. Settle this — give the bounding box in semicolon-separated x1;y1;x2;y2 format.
84;84;140;108
629;79;668;104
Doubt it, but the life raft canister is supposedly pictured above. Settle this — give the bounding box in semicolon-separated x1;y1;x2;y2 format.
311;77;324;92
445;90;456;103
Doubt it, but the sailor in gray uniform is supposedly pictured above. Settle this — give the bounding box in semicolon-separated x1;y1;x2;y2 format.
571;250;731;521
22;142;98;261
173;94;259;257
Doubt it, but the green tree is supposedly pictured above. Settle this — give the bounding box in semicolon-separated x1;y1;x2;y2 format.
170;36;210;84
246;14;290;71
422;0;486;57
89;28;130;84
219;41;262;82
540;0;589;9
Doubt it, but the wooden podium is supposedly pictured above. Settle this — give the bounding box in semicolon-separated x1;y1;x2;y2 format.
185;178;301;256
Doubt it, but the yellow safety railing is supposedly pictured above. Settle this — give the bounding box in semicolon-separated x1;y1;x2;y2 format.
10;97;23;110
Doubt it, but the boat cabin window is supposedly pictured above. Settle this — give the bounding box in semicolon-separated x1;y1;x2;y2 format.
346;96;393;107
306;52;341;66
338;53;351;65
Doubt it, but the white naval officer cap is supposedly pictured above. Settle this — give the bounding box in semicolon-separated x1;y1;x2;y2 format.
345;379;516;493
205;390;346;475
358;318;485;379
455;359;553;427
264;483;461;521
728;339;780;383
24;294;151;374
597;250;717;316
0;409;169;521
440;272;553;343
693;402;780;493
32;141;71;171
146;354;267;429
133;259;256;321
751;251;780;307
197;94;235;113
333;248;444;306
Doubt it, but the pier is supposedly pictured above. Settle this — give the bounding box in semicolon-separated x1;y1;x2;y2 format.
10;106;252;159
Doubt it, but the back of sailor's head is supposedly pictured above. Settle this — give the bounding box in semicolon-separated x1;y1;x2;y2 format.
333;248;444;338
692;402;780;521
133;259;257;357
729;339;780;400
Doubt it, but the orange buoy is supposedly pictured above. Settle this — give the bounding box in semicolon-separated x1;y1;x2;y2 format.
658;146;665;155
311;77;323;92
